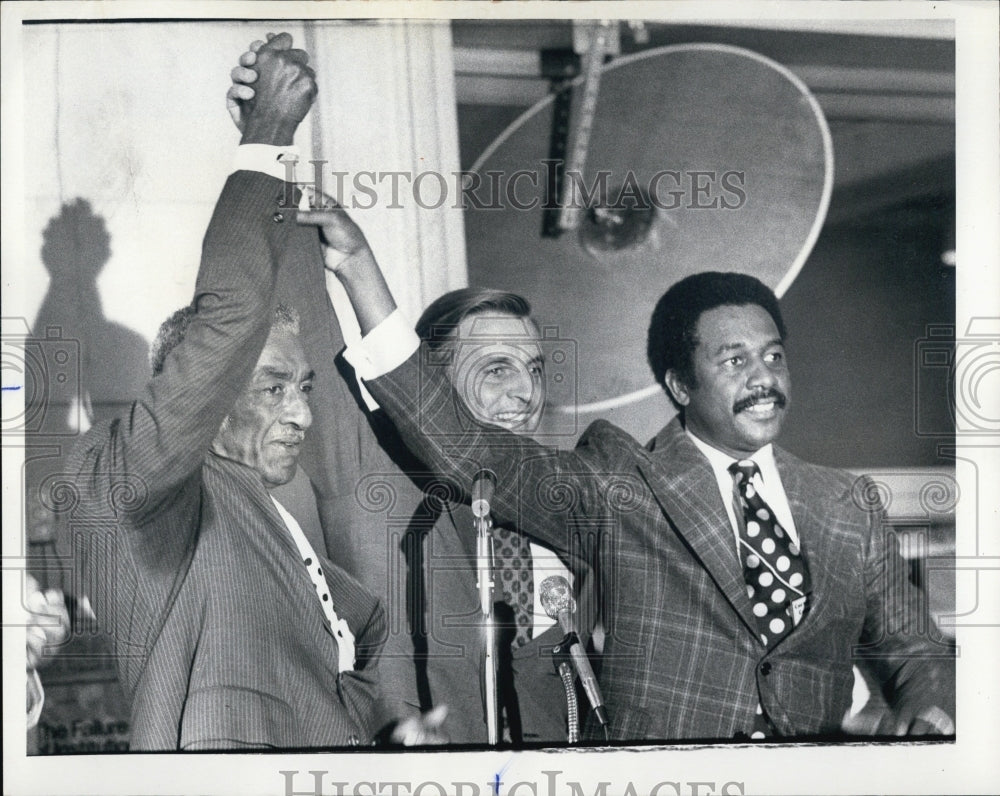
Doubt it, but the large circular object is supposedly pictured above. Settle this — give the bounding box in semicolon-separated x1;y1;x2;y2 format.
466;44;832;414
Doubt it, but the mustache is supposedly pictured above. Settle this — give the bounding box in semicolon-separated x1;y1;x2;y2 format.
273;435;306;445
733;389;787;414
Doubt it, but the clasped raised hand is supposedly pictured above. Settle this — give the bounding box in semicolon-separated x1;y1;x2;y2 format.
230;32;316;146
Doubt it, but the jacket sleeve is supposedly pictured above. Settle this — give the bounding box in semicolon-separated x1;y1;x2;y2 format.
71;171;297;549
266;222;385;573
365;347;640;560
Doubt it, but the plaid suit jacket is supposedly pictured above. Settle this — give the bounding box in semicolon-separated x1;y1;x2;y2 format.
67;171;384;750
368;350;953;741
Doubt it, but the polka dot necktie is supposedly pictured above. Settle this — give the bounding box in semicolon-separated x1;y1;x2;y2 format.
492;527;534;648
729;460;811;646
729;460;811;737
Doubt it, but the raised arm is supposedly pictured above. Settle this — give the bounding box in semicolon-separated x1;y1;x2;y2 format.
295;205;629;560
71;35;317;521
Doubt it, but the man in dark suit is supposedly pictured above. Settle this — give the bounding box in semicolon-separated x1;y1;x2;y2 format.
64;36;390;750
229;39;595;745
380;289;597;744
298;204;955;742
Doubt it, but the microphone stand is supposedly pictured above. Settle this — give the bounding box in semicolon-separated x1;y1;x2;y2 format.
473;478;499;745
540;575;611;740
551;636;581;743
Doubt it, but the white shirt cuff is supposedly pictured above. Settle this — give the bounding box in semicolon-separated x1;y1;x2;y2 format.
231;144;301;183
343;309;420;382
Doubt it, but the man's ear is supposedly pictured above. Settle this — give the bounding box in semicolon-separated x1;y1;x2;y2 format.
210;416;232;457
663;370;691;407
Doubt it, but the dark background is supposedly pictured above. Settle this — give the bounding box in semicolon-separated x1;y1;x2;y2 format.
454;21;955;468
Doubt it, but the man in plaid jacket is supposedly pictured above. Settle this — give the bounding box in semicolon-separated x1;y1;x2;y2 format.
296;199;955;743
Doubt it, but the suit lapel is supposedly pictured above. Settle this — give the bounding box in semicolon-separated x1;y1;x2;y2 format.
205;453;339;643
639;419;759;638
772;450;847;648
204;454;297;549
445;501;479;561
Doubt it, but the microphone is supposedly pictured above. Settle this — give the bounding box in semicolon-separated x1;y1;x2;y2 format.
471;469;496;519
540;575;609;727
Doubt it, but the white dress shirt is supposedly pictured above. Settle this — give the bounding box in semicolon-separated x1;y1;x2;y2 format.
271;496;355;672
685;430;800;554
231;143;301;182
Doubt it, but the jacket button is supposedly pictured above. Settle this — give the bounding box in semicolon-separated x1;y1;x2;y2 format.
273;211;284;223
760;662;772;676
348;734;360;746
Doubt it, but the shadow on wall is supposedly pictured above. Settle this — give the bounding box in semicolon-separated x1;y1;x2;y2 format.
25;199;144;754
27;198;151;584
34;199;149;421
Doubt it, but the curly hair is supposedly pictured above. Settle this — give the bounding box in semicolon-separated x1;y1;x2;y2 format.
150;302;300;376
647;272;786;412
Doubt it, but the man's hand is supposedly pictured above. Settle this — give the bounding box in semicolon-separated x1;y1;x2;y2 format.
24;574;68;730
297;195;397;335
882;656;956;736
25;575;70;671
842;699;955;736
296;192;371;271
235;32;316;146
226;35;269;133
887;703;955;736
390;705;449;746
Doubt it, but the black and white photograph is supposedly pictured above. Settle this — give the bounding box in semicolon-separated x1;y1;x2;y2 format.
2;2;997;794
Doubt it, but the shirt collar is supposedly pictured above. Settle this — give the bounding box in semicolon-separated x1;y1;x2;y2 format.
685;428;776;483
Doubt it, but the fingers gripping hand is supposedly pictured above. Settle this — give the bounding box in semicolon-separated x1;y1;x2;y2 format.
227;36;268;132
225;82;256;133
297;192;371;271
229;32;316;140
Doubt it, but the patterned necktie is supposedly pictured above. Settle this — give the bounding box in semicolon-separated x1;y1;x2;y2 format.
729;460;811;738
728;460;811;648
492;527;534;648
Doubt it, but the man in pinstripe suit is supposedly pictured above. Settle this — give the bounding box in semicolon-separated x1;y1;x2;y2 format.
297;202;955;743
65;35;391;750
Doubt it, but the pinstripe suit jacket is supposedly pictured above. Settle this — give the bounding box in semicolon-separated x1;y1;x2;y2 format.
67;171;384;750
368;350;954;741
